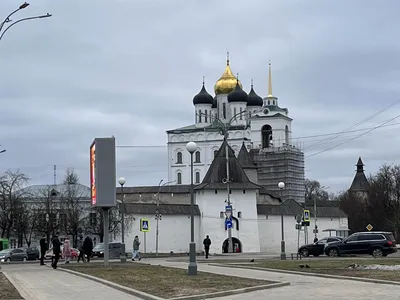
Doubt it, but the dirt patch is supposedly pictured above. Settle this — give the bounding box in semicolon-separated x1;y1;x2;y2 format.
64;263;273;299
0;272;23;299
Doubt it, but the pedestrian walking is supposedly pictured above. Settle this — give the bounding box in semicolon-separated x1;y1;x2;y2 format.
132;236;141;261
77;235;85;263
63;238;72;264
39;234;47;265
203;235;211;259
51;232;62;269
82;236;93;262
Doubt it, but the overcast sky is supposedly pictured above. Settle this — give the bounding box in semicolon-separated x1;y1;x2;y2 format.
0;0;399;193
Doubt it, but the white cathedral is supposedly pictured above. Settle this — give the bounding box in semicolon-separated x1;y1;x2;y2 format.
166;56;292;185
119;55;349;255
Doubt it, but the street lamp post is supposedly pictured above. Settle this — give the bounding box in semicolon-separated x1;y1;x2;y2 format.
118;177;127;263
278;181;286;260
0;2;52;42
313;185;329;240
186;141;197;276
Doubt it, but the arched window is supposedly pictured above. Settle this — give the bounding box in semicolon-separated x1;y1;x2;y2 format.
195;151;201;163
176;152;182;164
273;100;275;105
285;125;289;145
268;100;270;105
177;172;182;184
233;107;237;118
198;110;202;123
223;103;226;119
205;110;208;123
261;125;272;148
195;172;200;183
240;107;243;120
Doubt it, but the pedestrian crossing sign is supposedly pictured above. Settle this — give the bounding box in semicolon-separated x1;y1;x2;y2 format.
303;210;310;222
140;218;150;232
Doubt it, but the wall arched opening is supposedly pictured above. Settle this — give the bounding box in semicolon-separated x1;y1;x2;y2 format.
222;237;242;253
261;124;272;148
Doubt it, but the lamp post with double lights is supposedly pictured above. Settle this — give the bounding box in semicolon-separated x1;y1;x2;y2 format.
0;2;52;42
155;179;175;256
278;181;286;260
186;141;198;276
118;177;127;263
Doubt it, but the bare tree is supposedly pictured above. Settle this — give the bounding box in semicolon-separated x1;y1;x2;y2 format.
304;178;329;204
0;170;29;239
14;201;39;247
59;169;88;247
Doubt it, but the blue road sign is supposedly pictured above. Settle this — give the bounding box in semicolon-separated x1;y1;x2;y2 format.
140;218;150;232
225;205;232;212
225;219;232;229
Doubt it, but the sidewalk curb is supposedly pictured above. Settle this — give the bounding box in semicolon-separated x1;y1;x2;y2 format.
1;271;25;300
210;263;400;286
168;282;290;300
58;267;164;300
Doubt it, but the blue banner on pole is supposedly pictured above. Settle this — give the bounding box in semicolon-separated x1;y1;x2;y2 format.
225;219;232;229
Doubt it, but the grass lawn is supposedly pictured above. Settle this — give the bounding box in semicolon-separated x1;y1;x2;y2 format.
64;263;273;299
234;258;400;281
0;273;23;299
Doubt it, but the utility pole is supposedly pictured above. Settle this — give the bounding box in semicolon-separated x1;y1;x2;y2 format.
156;179;163;256
224;134;233;254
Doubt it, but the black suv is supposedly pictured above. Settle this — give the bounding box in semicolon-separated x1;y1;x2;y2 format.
324;231;397;258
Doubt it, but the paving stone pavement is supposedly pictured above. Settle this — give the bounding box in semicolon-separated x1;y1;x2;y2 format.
3;264;140;300
144;259;400;300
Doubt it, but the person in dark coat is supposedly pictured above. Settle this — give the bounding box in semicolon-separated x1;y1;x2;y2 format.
77;235;85;263
39;234;47;265
203;235;211;259
51;232;62;269
82;236;93;262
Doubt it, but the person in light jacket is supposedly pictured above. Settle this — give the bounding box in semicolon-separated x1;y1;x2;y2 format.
63;238;72;264
132;236;141;261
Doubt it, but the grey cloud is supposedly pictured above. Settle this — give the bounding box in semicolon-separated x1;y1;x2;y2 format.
1;0;400;193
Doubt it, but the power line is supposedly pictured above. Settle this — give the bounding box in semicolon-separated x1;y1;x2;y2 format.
306;113;400;159
116;121;400;149
304;99;400;151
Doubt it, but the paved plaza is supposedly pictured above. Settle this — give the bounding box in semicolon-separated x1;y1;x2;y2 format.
3;258;400;299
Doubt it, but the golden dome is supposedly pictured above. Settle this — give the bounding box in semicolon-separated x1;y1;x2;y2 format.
214;57;242;95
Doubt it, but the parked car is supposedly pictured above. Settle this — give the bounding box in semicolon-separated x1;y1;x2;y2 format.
0;248;28;262
45;247;79;260
20;247;39;260
324;231;397;258
92;242;123;258
298;236;343;257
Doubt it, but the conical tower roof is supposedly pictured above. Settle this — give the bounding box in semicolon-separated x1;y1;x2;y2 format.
237;142;257;169
195;140;260;190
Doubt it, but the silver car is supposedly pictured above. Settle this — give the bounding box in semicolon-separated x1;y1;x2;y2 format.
0;248;28;262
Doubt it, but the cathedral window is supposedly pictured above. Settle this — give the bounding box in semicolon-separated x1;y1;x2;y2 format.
198;110;202;123
195;151;201;163
223;103;226;119
273;100;275;105
240;107;243;120
285;125;289;145
261;125;273;148
176;152;182;164
205;110;208;123
195;172;200;183
268;100;270;105
209;111;212;122
234;107;237;118
177;172;182;184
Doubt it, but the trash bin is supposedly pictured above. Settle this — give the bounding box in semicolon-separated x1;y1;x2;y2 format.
109;242;122;259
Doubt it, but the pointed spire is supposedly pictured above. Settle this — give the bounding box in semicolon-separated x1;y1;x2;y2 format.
251;78;254;88
356;157;364;172
268;59;273;97
202;76;205;86
226;51;230;65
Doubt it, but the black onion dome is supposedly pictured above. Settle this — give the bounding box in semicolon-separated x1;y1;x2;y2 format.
228;81;248;103
193;84;214;105
247;85;263;106
212;96;217;108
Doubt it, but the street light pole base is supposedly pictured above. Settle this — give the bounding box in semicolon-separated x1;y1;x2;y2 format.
188;242;197;276
280;240;286;260
120;243;127;263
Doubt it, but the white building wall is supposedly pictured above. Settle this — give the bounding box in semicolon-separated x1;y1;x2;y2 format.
258;215;349;254
196;189;260;253
121;215;202;254
229;102;247;127
194;104;212;128
250;115;292;149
